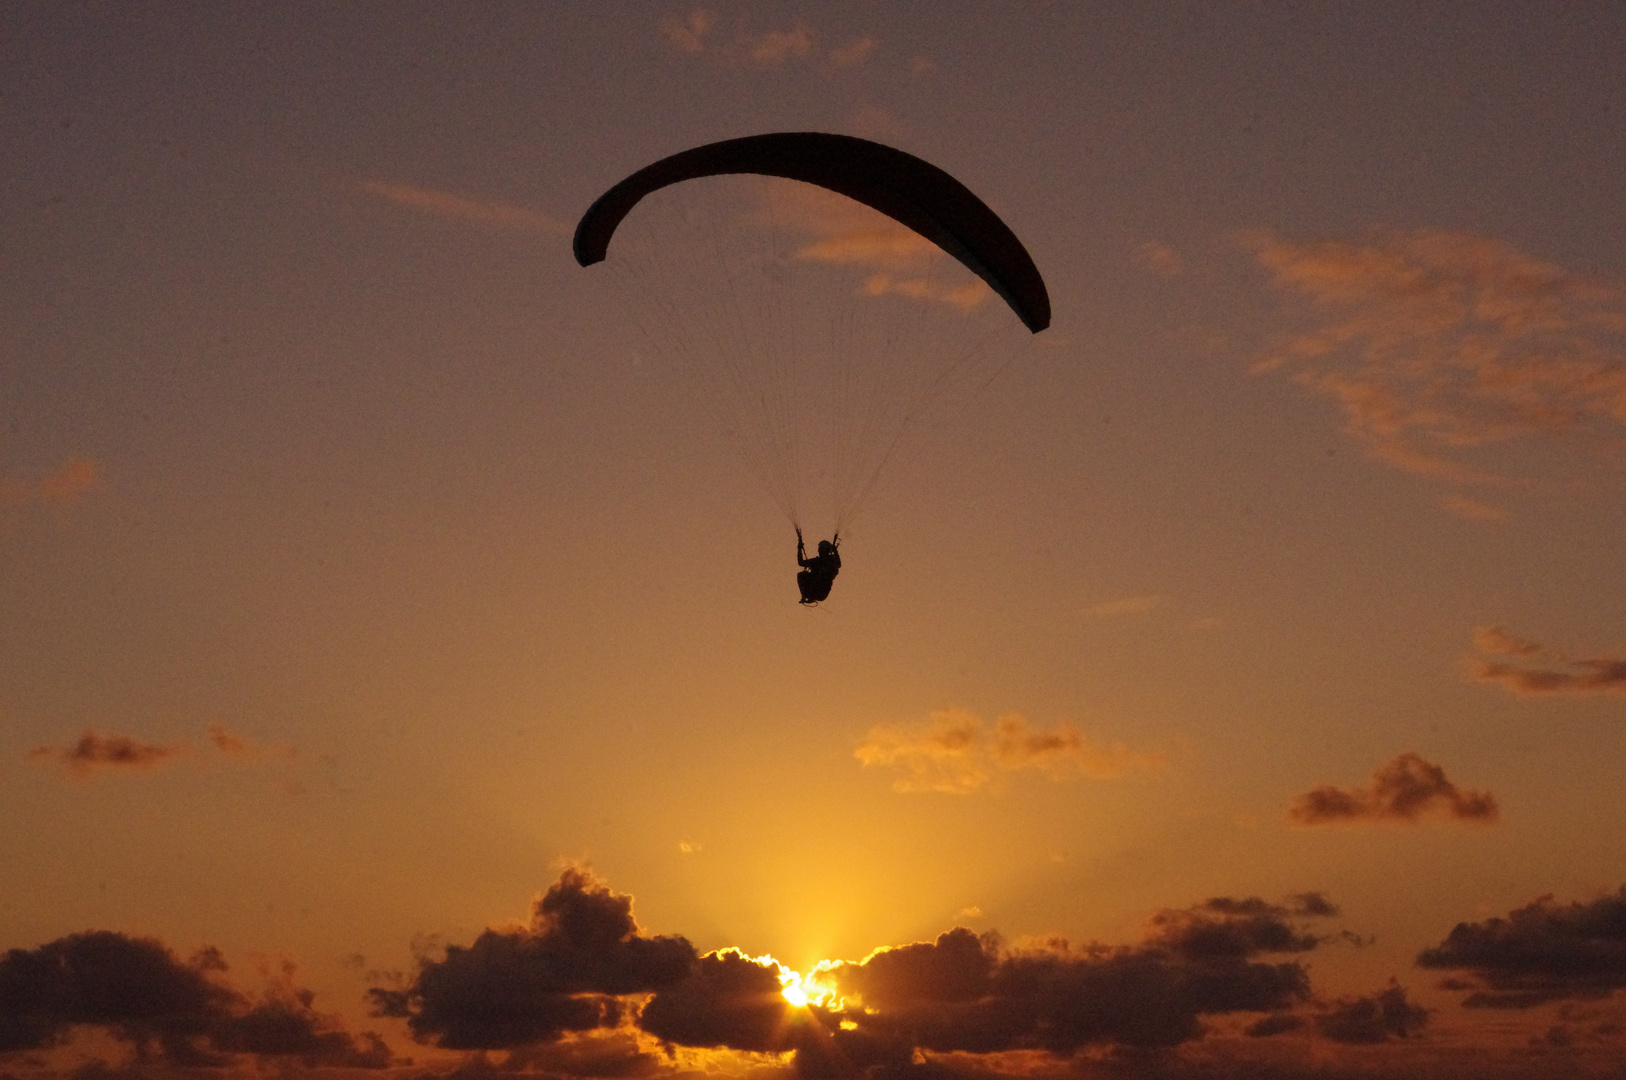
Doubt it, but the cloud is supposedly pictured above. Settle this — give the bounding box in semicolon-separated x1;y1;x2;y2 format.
659;8;712;54
1286;753;1498;825
639;950;791;1052
749;26;813;65
1143;897;1328;961
0;457;99;506
372;868;697;1049
820;897;1332;1055
1418;887;1626;1007
828;37;878;68
1314;983;1430;1044
360;181;570;234
1084;594;1166;617
0;931;389;1067
1248;228;1626;487
1441;493;1510;521
1135;240;1184;278
27;726;304;786
853;710;1163;794
26;730;183;778
1469;625;1626;696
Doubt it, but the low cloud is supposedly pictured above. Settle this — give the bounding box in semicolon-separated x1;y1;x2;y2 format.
360;181;570;234
1248;228;1626;489
1470;625;1626;696
0;457;99;506
819;894;1335;1055
1418;887;1626;1007
370;868;696;1048
0;931;389;1067
1314;983;1430;1044
26;730;183;778
1287;753;1498;825
1143;896;1332;960
854;710;1163;794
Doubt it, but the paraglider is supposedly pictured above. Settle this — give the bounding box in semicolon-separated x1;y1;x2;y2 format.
574;133;1049;604
795;527;840;605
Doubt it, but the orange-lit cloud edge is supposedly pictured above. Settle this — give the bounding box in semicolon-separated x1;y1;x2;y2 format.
8;866;1626;1078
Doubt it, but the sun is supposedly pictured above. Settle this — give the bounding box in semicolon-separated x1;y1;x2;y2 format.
776;965;836;1009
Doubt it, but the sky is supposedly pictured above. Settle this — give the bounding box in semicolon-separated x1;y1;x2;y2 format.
4;3;1626;1077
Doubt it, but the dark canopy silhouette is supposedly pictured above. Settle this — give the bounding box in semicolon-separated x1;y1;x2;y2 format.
574;132;1050;333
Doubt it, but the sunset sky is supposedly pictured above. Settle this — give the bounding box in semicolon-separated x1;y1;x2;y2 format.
5;4;1626;1077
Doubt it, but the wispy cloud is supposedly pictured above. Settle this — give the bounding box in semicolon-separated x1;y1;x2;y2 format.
28;726;306;787
828;36;878;68
1084;594;1166;617
854;709;1163;794
658;10;881;74
1470;624;1626;696
0;456;99;505
359;181;570;234
1249;228;1626;488
26;730;183;778
659;8;712;54
1441;493;1510;521
749;25;812;65
754;182;993;313
1287;752;1498;825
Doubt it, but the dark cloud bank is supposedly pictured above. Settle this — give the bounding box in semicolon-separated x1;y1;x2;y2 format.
365;871;1426;1076
0;930;390;1068
26;870;1626;1078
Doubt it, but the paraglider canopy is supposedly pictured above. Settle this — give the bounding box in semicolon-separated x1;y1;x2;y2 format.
574;132;1050;334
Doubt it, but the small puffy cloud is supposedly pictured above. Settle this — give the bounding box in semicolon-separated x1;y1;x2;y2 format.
1287;753;1498;826
1470;625;1626;696
1418;887;1626;1007
854;710;1163;794
828;36;878;68
659;8;712;53
0;931;389;1066
1084;594;1165;617
373;868;697;1049
1314;983;1430;1044
0;457;99;506
26;730;183;778
360;181;570;234
861;272;991;311
1135;240;1184;278
1248;228;1626;488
